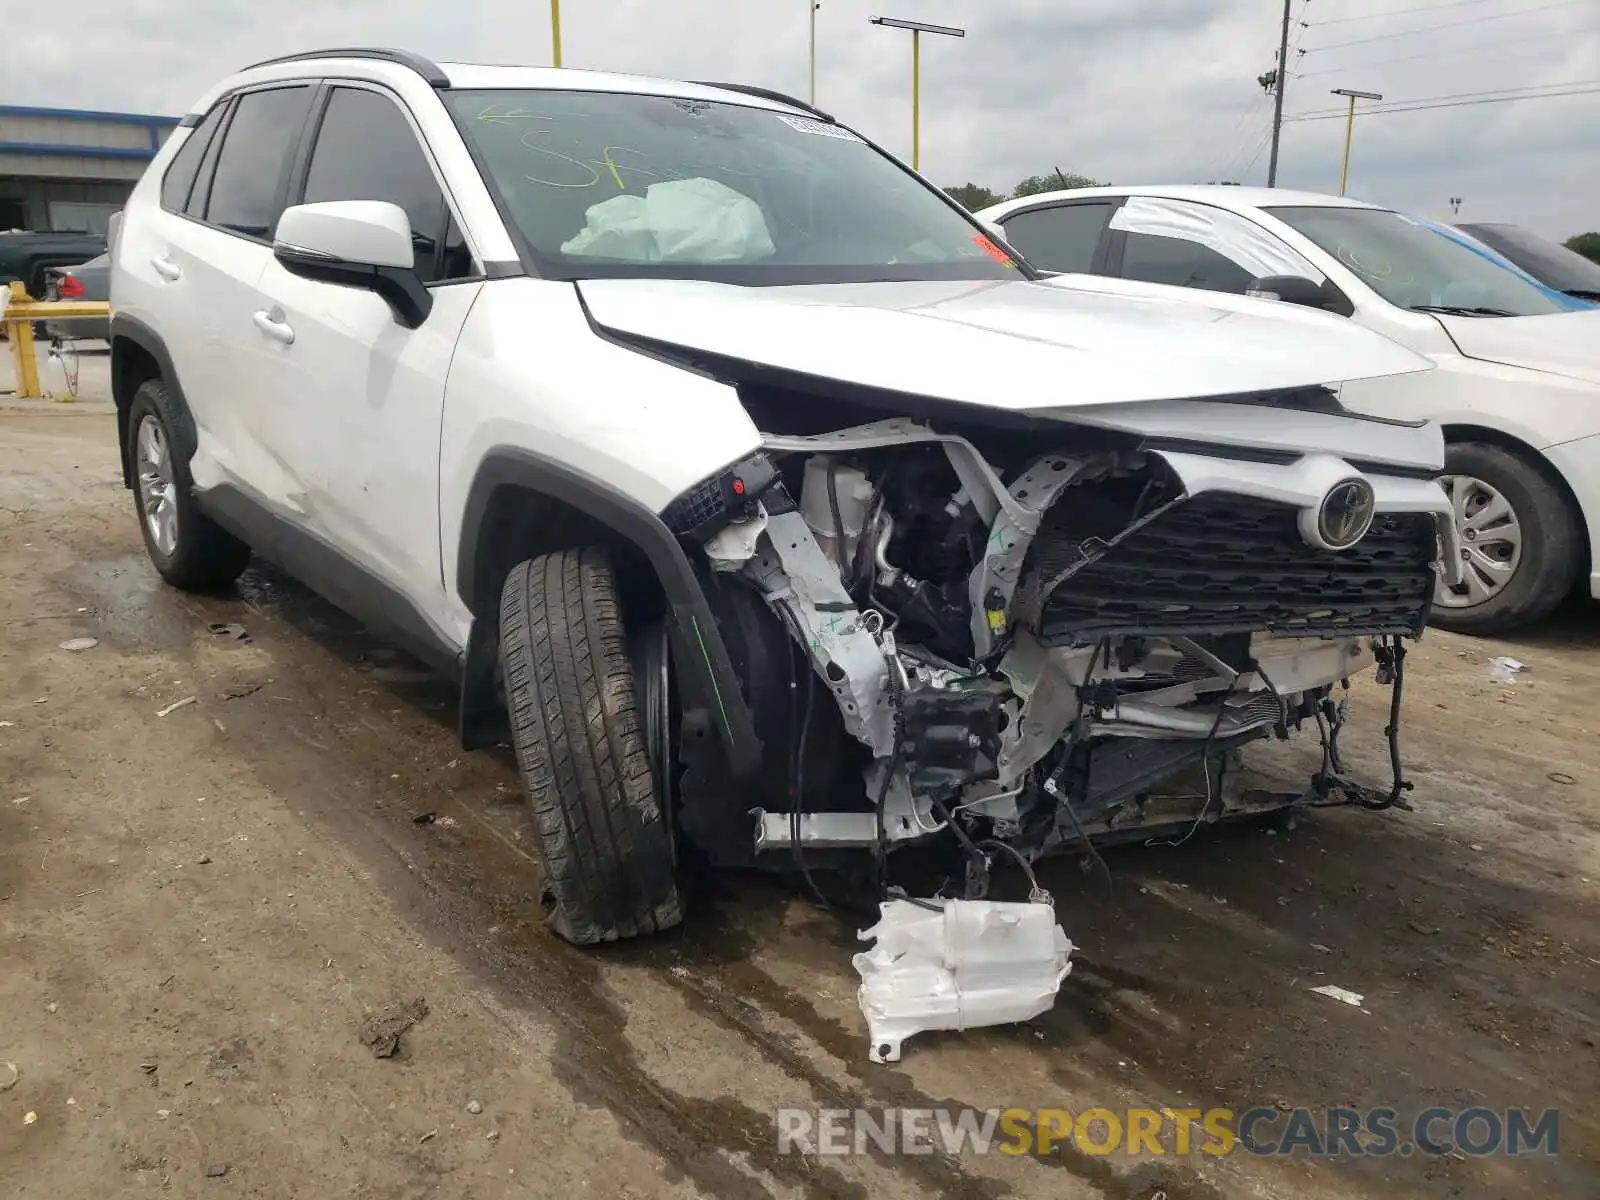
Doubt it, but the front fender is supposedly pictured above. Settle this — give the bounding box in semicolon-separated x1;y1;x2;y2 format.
441;279;765;776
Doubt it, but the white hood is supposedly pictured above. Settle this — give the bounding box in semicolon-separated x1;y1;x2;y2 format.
577;275;1433;413
1435;309;1600;386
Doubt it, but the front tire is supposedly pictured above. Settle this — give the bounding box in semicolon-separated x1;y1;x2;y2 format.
127;380;250;591
1432;441;1579;635
499;548;683;944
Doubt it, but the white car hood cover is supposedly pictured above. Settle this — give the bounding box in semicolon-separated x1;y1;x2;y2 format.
1435;309;1600;386
577;276;1433;413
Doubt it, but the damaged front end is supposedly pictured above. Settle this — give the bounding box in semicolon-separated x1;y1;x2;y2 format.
660;379;1458;908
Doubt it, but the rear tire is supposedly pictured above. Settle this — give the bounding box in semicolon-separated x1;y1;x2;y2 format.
127;379;250;591
1431;441;1579;635
499;547;683;944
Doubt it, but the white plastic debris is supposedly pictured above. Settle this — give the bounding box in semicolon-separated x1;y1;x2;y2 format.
1487;656;1527;683
1309;984;1364;1007
852;898;1074;1063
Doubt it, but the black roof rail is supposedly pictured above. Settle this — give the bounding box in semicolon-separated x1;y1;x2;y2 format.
690;82;833;122
243;47;450;88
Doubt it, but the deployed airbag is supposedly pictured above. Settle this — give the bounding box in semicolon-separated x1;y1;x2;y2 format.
561;177;776;263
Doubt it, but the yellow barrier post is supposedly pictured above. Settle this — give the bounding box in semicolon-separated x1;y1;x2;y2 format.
5;281;42;400
2;286;109;399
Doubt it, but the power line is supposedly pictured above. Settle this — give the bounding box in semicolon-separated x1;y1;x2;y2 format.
1283;85;1600;120
1308;0;1519;25
1240;127;1275;177
1218;116;1275;179
1286;78;1600;118
1293;28;1578;77
1213;98;1269;176
1301;0;1588;53
1287;0;1314;54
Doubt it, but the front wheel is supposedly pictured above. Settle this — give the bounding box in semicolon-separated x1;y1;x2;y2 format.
1431;442;1579;635
499;547;683;944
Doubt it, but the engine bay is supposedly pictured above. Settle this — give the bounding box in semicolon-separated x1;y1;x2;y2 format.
661;394;1449;901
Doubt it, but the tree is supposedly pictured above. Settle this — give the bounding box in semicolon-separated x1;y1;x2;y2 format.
1566;232;1600;265
1011;170;1100;199
944;182;1005;212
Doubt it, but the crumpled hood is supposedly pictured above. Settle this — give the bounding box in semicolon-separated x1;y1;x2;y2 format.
577;275;1433;412
1434;309;1600;386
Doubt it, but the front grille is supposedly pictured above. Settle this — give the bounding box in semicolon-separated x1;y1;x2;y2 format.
1028;492;1437;646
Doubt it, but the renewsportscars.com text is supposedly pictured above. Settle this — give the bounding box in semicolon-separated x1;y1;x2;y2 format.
775;1105;1559;1159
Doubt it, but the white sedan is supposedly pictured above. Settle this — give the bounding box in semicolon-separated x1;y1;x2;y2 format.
978;185;1600;634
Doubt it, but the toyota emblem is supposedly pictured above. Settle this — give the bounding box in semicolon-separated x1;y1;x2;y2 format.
1315;478;1377;550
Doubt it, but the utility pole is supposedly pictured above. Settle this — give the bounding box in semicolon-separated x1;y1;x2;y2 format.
1266;0;1292;186
809;2;819;104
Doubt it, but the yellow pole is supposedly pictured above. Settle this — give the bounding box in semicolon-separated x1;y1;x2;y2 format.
550;0;563;67
1338;94;1356;196
5;282;41;400
911;28;921;171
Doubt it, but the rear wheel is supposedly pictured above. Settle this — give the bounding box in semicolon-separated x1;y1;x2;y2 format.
498;547;683;944
1431;441;1579;635
127;380;251;591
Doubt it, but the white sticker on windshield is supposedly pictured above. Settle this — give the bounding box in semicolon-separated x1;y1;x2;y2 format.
776;114;863;141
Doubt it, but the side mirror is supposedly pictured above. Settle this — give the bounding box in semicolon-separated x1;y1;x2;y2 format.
273;201;432;328
1246;274;1347;315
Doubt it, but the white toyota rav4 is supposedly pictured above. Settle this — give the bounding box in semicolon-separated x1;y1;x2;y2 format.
111;49;1459;944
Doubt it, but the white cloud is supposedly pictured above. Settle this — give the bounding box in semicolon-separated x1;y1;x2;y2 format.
8;0;1598;237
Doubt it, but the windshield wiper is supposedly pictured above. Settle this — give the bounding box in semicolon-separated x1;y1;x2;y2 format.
1409;304;1516;317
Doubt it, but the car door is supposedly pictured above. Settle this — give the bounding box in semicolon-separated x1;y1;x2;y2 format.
992;199;1120;275
246;82;482;634
143;84;318;494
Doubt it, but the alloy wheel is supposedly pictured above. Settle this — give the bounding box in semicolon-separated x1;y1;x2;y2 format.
135;415;179;557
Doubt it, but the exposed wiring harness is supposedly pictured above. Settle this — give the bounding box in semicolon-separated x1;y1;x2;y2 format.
1356;635;1414;811
1144;664;1240;850
776;598;831;910
1041;638;1115;894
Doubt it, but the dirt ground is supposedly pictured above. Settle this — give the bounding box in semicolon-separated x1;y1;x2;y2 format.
1;397;1597;1199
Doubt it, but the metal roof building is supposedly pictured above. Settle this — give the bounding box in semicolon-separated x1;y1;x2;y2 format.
0;104;177;234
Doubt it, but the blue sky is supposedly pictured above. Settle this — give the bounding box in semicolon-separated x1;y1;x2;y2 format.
11;0;1599;238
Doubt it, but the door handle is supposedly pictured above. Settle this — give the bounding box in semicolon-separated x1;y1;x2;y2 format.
252;309;295;345
151;255;182;281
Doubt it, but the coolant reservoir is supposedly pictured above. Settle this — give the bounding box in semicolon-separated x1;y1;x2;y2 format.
853;899;1074;1062
800;458;873;570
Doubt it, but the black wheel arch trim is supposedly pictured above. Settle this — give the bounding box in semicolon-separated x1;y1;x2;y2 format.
457;446;762;780
111;312;198;488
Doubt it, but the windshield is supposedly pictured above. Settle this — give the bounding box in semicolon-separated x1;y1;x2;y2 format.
444;89;1020;284
1460;223;1600;297
1265;205;1566;317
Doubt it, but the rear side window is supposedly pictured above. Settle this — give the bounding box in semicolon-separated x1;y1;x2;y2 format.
998;203;1114;272
204;86;315;239
160;105;226;213
300;86;469;283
